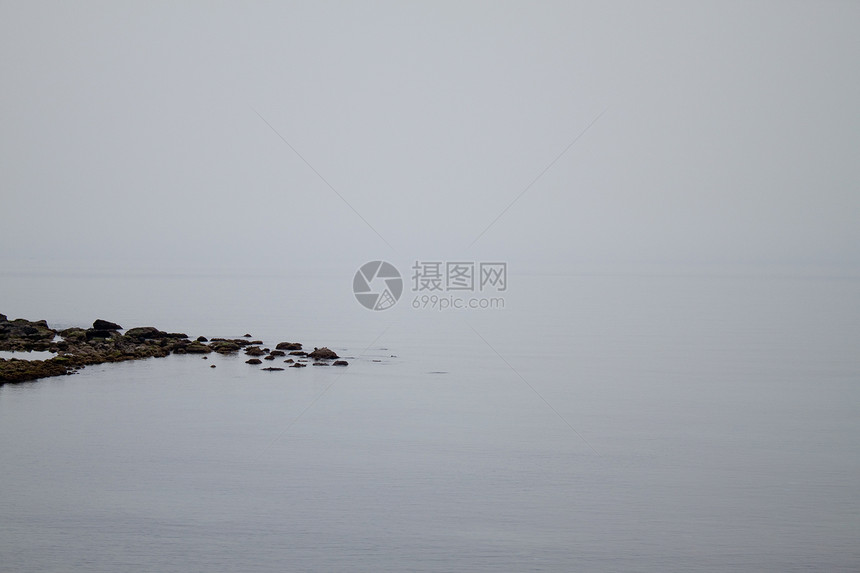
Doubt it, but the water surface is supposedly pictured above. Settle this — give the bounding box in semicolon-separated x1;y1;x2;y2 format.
1;268;858;571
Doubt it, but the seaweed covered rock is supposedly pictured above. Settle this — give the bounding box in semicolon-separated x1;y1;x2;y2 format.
209;340;241;354
184;342;212;354
0;317;57;345
0;357;74;383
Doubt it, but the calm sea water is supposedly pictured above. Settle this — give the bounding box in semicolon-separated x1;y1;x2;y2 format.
1;267;858;572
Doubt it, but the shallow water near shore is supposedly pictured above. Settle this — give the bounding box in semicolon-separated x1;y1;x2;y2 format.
1;266;859;571
0;350;57;361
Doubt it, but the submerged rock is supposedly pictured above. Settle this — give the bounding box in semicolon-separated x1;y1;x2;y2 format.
276;342;302;350
245;358;262;365
333;360;349;366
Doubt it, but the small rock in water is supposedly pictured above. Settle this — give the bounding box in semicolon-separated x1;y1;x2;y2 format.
261;367;284;371
289;362;307;368
308;347;339;360
333;360;349;366
244;333;252;338
197;336;208;342
210;364;216;368
284;359;294;363
246;358;262;365
276;342;302;350
202;356;208;360
264;355;275;361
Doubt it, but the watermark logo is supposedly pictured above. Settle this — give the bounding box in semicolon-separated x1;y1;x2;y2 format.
353;261;403;311
353;260;507;311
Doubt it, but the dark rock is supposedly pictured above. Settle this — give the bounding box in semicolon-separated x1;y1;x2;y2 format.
1;314;360;385
93;319;122;331
86;329;117;340
125;327;167;340
0;356;73;383
276;342;302;350
308;347;339;360
202;356;208;360
244;333;252;337
209;340;240;354
184;342;212;354
59;328;86;340
210;338;254;347
0;319;56;343
333;360;349;366
261;367;284;371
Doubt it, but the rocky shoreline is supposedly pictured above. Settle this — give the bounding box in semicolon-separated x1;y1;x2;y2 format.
0;314;347;385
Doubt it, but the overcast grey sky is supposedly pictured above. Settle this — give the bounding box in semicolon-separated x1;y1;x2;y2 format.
2;1;858;273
